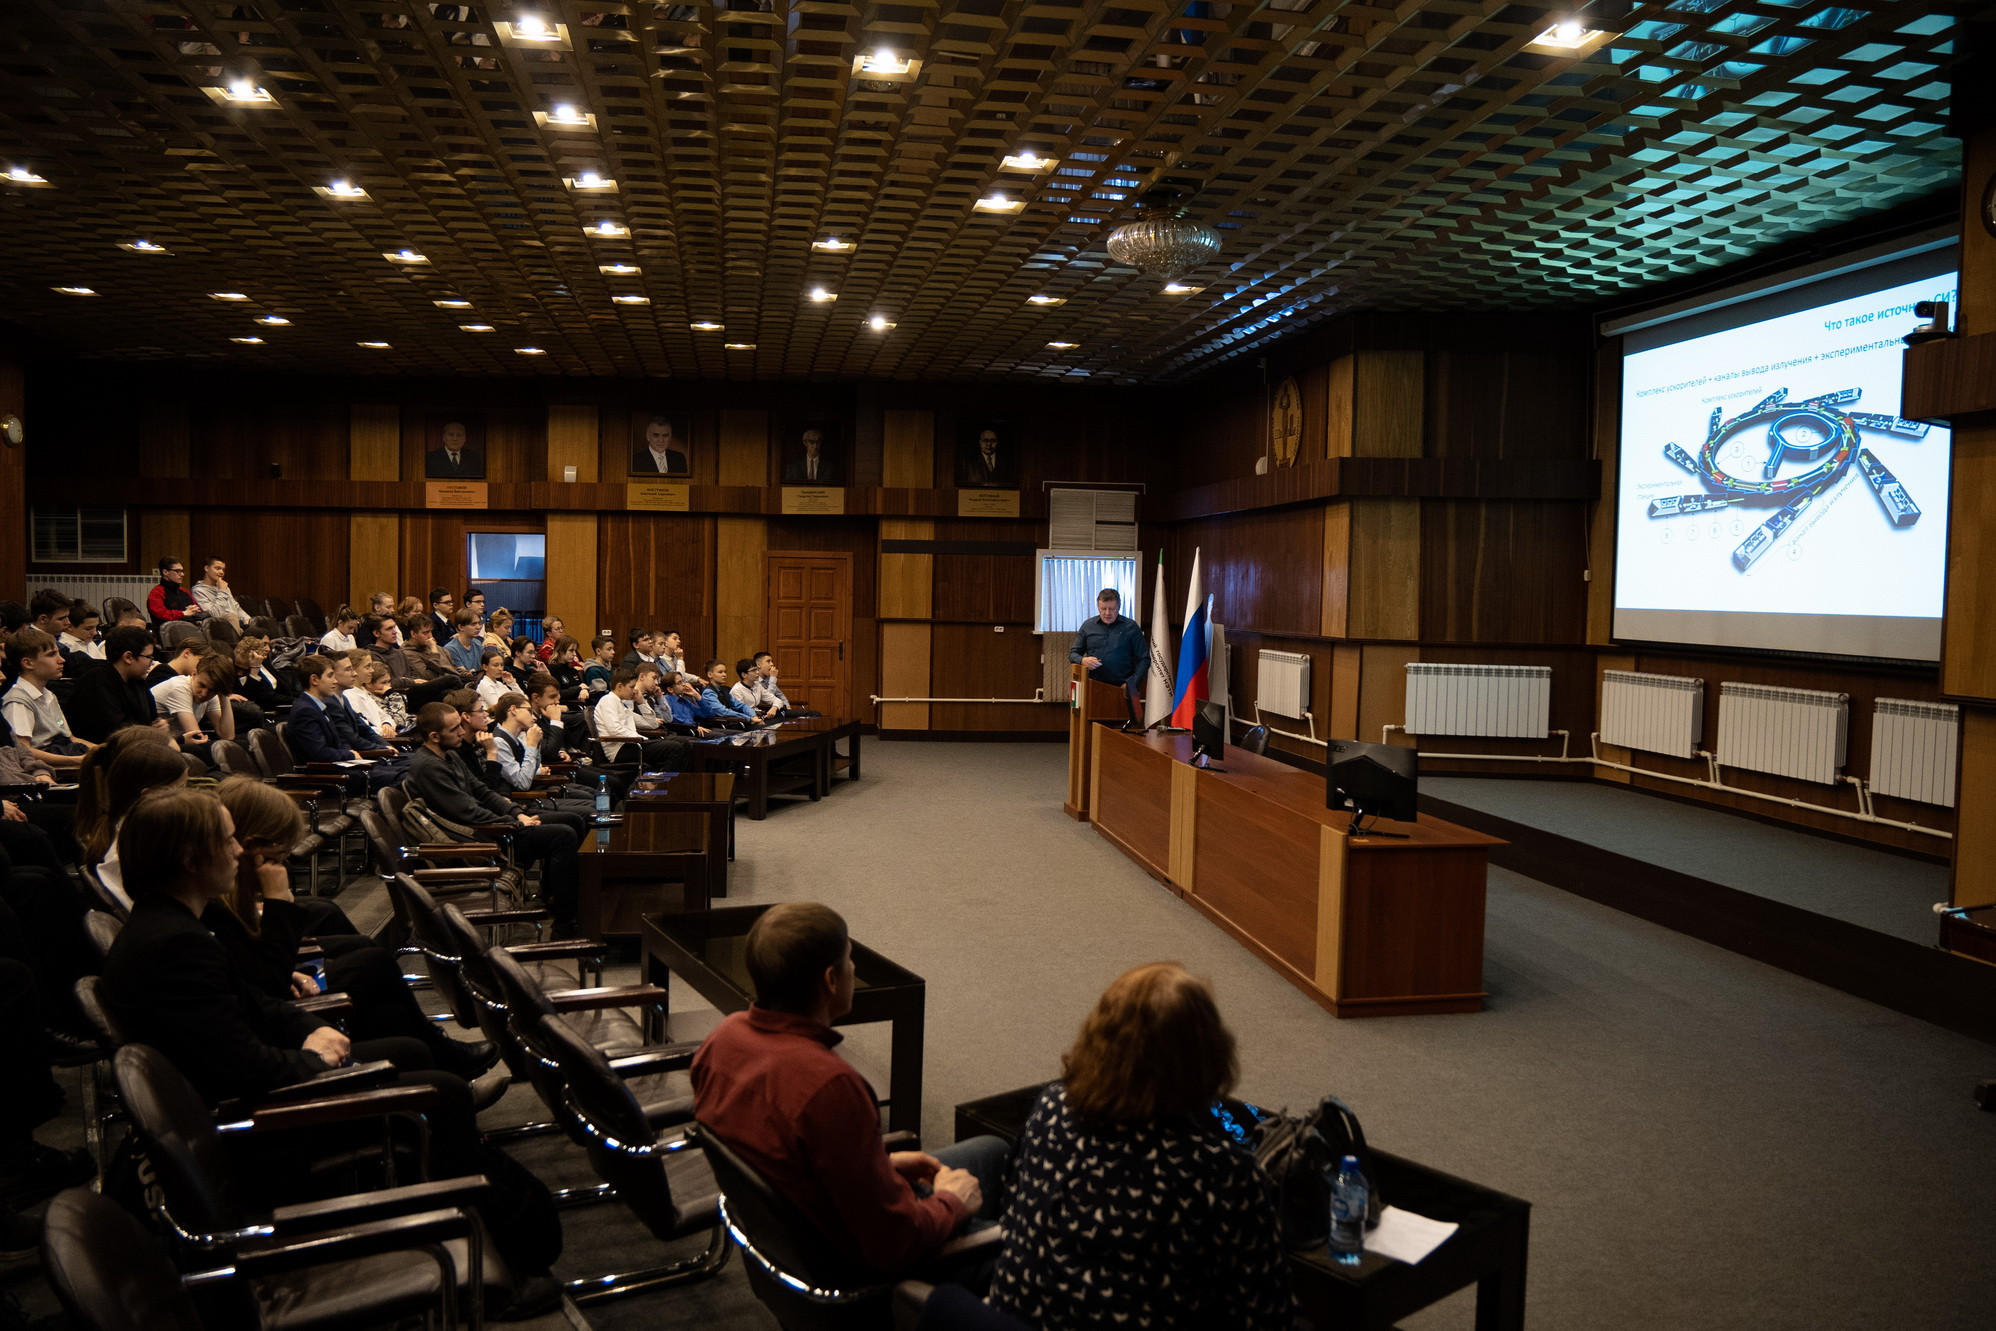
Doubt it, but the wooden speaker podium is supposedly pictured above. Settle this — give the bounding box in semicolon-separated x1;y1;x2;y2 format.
1065;664;1131;821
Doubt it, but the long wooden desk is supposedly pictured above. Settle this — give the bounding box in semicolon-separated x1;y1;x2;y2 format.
1088;725;1502;1018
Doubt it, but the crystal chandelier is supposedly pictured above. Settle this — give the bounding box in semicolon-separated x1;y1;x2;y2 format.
1105;189;1220;282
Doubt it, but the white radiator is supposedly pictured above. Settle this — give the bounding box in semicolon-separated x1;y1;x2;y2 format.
1717;682;1848;785
23;574;157;607
1868;698;1958;807
1599;669;1705;759
1257;649;1312;720
1404;663;1550;739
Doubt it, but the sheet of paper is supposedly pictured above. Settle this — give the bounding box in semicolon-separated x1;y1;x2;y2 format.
1363;1205;1459;1265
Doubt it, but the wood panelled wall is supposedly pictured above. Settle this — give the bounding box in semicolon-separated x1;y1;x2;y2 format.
21;366;1164;735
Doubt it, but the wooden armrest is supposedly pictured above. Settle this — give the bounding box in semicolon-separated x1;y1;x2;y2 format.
408;866;506;884
504;939;606;960
503;791;549;802
468;822;519;836
275;774;348;789
607;1041;700;1077
413;842;503;858
881;1130;920;1154
254;1059;392;1104
268;1175;491;1232
936;1226;1005;1261
548;984;669;1013
230;1208;475;1276
300;763;359;774
296;942;324;960
459;907;551;925
235;1082;441;1133
294;993;354;1020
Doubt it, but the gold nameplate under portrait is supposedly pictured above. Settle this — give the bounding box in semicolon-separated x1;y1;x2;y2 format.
425;481;488;510
781;486;845;515
626;481;690;511
957;488;1020;518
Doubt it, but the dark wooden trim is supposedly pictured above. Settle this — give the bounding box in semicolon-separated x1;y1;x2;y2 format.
1157;457;1599;523
878;728;1066;742
1420;793;1996;1047
1902;331;1996;420
880;539;1037;556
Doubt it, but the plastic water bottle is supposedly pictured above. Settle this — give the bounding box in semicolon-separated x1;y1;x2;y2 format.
595;773;611;818
1328;1154;1367;1266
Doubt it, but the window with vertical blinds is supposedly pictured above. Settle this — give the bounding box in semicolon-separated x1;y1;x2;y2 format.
1037;487;1142;632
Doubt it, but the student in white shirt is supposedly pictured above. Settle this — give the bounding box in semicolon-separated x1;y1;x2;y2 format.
592;667;688;770
151;653;236;753
475;648;519;711
344;659;402;739
319;606;360;652
3;628;95;768
60;602;106;663
730;656;782;720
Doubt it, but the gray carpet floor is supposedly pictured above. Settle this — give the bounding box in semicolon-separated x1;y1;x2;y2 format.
1422;774;1950;944
12;744;1993;1331
570;744;1996;1330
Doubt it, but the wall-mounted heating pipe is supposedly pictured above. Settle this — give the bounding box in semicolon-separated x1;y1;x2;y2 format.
1381;725;1950;840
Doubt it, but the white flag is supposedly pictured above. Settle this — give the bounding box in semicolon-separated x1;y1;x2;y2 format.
1144;548;1175;726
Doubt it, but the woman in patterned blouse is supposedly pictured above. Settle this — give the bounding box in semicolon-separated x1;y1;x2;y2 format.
989;963;1295;1330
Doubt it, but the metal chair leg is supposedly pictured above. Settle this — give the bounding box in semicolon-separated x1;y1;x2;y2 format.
563;1225;730;1306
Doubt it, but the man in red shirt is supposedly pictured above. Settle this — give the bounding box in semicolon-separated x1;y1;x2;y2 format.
691;903;1007;1275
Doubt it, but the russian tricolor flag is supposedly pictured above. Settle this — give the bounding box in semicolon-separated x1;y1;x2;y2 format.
1169;548;1209;729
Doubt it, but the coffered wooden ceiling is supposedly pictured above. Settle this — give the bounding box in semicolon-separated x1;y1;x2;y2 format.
0;0;1967;382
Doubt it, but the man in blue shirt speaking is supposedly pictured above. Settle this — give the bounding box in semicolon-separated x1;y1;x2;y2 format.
1069;589;1146;691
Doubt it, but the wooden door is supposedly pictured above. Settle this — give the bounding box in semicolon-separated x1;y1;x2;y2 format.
767;553;852;720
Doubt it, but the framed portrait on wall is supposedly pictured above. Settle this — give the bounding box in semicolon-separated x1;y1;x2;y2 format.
955;417;1017;489
780;417;844;486
630;411;691;477
423;412;487;479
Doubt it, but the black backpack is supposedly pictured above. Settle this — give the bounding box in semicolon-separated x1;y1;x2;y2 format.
1251;1094;1384;1249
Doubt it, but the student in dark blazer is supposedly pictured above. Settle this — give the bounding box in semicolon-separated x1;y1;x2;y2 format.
61;627;161;744
283;656;361;763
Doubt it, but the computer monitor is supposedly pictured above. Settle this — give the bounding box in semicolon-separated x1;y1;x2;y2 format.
1326;738;1418;834
1192;699;1228;767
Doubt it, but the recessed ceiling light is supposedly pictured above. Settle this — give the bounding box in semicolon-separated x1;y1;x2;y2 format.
611;294;651;305
1526;19;1608;53
209;291;248;301
52;286;96;296
724;342;757;350
434;298;473;308
1046;341;1078;350
1536;20;1596;47
811;237;853;253
868;315;895;332
566;172;617;192
974;193;1023;214
855;48;913;75
1026;295;1065;306
540;104;592;128
118;239;169;254
807;287;838;303
5;167;49;186
230;336;265;345
460;324;495;332
585;220;629;238
515;346;546;355
599;263;640;275
222;79;275;104
315;180;369;200
689;320;725;331
383;248;428;264
255;315;290;326
1161;282;1204;295
1002;150;1056;172
358;341;391;348
511;13;560;40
